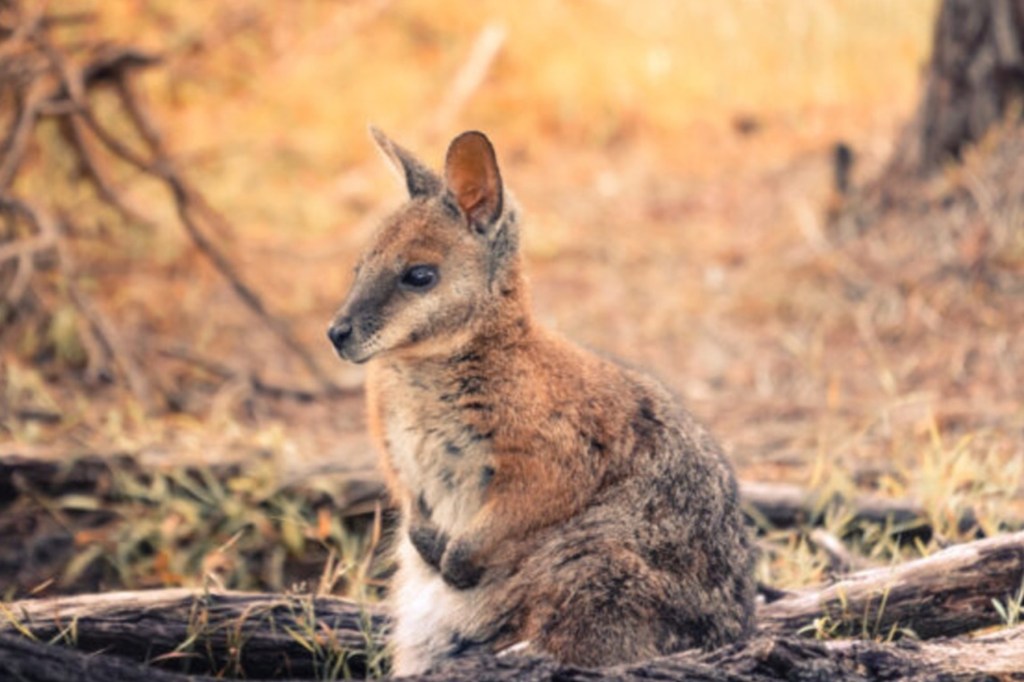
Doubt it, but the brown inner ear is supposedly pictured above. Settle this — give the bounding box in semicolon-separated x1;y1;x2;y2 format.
445;132;503;229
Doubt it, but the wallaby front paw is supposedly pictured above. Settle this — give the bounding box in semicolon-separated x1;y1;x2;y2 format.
409;523;448;570
440;540;485;589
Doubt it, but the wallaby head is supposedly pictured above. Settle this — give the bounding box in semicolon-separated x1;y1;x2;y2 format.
328;129;523;363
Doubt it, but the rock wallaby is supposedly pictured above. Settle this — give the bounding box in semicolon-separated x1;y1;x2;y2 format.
327;129;755;675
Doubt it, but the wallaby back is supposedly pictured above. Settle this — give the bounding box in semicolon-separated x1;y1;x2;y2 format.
328;129;755;675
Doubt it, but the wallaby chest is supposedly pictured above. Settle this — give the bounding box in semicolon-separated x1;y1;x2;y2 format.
374;360;499;535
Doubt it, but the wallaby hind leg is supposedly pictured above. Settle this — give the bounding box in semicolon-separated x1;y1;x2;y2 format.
520;544;694;668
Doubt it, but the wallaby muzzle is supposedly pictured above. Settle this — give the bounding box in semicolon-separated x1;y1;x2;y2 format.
326;317;353;350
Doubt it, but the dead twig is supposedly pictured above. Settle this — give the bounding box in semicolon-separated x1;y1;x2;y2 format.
0;82;46;190
0;214;54;305
166;178;340;395
1;197;157;407
807;528;865;575
1;7;340;403
431;22;506;134
62;110;154;228
38;39;340;395
0;230;54;264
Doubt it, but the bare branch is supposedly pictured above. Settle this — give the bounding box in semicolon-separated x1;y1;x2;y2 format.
0;83;45;190
1;197;158;408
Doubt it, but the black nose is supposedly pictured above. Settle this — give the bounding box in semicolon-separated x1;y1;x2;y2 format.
327;318;353;349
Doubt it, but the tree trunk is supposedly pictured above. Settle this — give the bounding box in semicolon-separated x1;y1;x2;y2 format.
892;0;1024;176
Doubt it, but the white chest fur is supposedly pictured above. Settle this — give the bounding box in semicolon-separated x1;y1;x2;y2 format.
387;536;480;675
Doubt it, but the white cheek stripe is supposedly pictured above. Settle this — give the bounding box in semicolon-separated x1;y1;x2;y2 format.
497;640;532;657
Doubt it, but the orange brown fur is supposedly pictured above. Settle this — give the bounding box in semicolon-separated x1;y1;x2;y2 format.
328;129;755;675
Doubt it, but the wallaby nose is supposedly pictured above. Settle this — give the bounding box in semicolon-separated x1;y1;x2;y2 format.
327;318;353;349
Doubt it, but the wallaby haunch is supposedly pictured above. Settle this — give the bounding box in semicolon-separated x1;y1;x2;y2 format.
328;129;755;675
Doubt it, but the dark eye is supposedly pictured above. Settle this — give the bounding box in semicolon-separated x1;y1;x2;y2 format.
400;264;439;291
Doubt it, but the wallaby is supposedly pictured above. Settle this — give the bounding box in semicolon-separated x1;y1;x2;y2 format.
328;129;755;676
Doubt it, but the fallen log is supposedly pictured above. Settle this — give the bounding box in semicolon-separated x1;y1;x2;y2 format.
2;531;1022;680
2;622;1021;682
0;453;140;507
760;529;1024;639
738;480;983;540
0;632;223;682
0;452;381;515
420;627;1024;682
0;588;386;679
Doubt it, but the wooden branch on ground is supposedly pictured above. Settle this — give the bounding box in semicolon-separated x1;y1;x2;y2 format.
0;588;384;680
2;629;1023;682
1;598;1022;682
760;529;1024;639
1;631;1022;682
1;531;1022;680
0;452;381;515
0;453;139;506
420;627;1024;682
0;632;224;682
739;480;984;539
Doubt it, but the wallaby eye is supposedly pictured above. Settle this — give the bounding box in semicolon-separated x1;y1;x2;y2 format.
399;264;439;291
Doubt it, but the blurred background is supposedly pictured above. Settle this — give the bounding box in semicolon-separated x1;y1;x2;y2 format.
1;0;1022;604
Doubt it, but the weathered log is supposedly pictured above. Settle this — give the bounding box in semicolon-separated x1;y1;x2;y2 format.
0;631;223;682
739;480;982;540
0;453;140;507
3;625;1021;682
418;627;1024;682
2;531;1023;680
0;588;385;679
761;529;1024;639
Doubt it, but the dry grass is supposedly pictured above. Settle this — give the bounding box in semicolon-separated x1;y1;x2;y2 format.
0;454;388;601
3;0;1022;632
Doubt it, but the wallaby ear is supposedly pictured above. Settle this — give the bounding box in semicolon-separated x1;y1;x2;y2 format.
444;131;503;234
369;126;443;198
